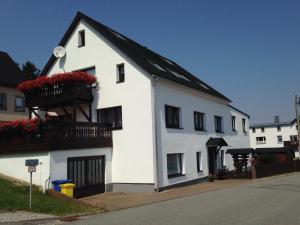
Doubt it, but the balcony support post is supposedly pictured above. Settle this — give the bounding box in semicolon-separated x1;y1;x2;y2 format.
89;103;92;122
31;108;41;120
61;106;70;117
29;108;32;119
77;104;91;122
73;101;77;121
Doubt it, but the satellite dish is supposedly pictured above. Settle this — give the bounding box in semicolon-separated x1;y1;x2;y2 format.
53;46;66;58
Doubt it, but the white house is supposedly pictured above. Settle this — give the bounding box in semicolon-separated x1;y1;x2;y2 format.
250;116;299;157
0;12;250;197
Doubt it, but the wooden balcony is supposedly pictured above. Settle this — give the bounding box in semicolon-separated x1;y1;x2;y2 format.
284;141;298;151
0;121;112;154
24;82;94;109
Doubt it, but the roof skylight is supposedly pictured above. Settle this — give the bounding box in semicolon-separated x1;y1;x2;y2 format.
110;30;126;40
171;71;190;82
162;57;174;65
197;82;210;90
148;60;167;72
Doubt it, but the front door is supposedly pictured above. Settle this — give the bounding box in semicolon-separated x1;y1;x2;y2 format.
208;147;216;175
67;155;105;198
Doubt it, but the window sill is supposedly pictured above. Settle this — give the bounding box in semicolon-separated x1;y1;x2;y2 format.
215;131;224;134
197;170;203;173
78;45;85;48
116;81;125;84
166;126;183;130
195;129;207;132
168;174;185;179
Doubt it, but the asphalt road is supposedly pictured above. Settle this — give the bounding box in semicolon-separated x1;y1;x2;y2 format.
70;173;300;225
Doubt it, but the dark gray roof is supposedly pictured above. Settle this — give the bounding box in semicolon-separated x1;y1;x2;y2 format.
228;105;250;118
206;137;228;147
226;148;254;154
0;51;24;87
250;119;296;128
41;12;231;102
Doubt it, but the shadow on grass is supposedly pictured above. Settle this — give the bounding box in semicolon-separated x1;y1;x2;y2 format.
0;178;97;216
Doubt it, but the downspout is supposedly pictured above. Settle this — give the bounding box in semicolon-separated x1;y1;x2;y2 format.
44;151;51;193
151;74;160;192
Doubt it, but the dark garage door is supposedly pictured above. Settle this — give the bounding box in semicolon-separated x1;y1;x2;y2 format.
67;155;105;198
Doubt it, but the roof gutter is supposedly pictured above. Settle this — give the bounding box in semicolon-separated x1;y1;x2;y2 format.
151;74;160;192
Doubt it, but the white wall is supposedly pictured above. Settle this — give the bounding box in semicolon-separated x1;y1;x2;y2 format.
250;123;297;148
47;20;155;185
223;107;251;170
50;148;112;185
0;152;50;190
155;80;250;188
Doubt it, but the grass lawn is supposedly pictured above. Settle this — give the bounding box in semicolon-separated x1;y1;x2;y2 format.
0;177;96;216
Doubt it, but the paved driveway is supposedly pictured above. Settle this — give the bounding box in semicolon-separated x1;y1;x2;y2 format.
70;173;300;225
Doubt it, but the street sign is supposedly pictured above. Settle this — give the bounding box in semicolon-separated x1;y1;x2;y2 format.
28;166;36;173
25;159;39;209
25;159;39;167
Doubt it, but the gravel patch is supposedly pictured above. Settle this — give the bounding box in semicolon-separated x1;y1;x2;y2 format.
0;211;56;224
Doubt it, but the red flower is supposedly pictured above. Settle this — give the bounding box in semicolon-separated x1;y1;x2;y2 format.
17;71;97;92
0;118;41;133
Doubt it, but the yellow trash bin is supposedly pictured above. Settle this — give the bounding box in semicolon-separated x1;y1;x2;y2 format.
60;183;76;198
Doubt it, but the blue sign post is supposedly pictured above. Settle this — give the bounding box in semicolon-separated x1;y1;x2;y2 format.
25;159;39;209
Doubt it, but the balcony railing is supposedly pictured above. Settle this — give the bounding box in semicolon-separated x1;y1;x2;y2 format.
24;82;94;108
0;121;112;154
284;141;298;150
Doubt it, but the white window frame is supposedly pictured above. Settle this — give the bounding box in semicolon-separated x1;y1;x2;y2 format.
167;153;184;178
78;30;85;47
256;136;266;145
196;152;203;172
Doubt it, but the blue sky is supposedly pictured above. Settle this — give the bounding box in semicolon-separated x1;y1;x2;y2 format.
1;0;299;124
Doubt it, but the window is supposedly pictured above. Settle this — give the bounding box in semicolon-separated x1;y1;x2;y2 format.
15;96;25;112
0;93;6;110
220;150;225;167
165;105;181;129
252;128;256;133
231;116;236;131
78;30;85;47
117;63;125;83
256;136;266;144
290;135;298;142
196;152;202;172
214;116;223;133
277;126;281;132
194;111;205;131
97;106;122;130
167;153;183;178
261;127;265;133
277;135;283;143
242;118;247;133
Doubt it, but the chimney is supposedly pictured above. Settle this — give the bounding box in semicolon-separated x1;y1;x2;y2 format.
274;116;279;123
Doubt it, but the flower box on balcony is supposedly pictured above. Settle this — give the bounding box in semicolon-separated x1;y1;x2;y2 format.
17;72;97;108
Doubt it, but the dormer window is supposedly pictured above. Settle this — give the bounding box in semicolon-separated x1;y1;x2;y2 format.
78;30;85;47
117;63;125;83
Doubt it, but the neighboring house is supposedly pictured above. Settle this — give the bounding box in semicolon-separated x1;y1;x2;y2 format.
250;116;299;156
0;51;27;124
0;12;250;196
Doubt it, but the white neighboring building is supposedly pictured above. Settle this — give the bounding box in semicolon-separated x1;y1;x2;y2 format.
0;12;250;196
250;116;299;156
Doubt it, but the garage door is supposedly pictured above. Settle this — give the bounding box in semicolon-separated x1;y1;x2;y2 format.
67;155;105;198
